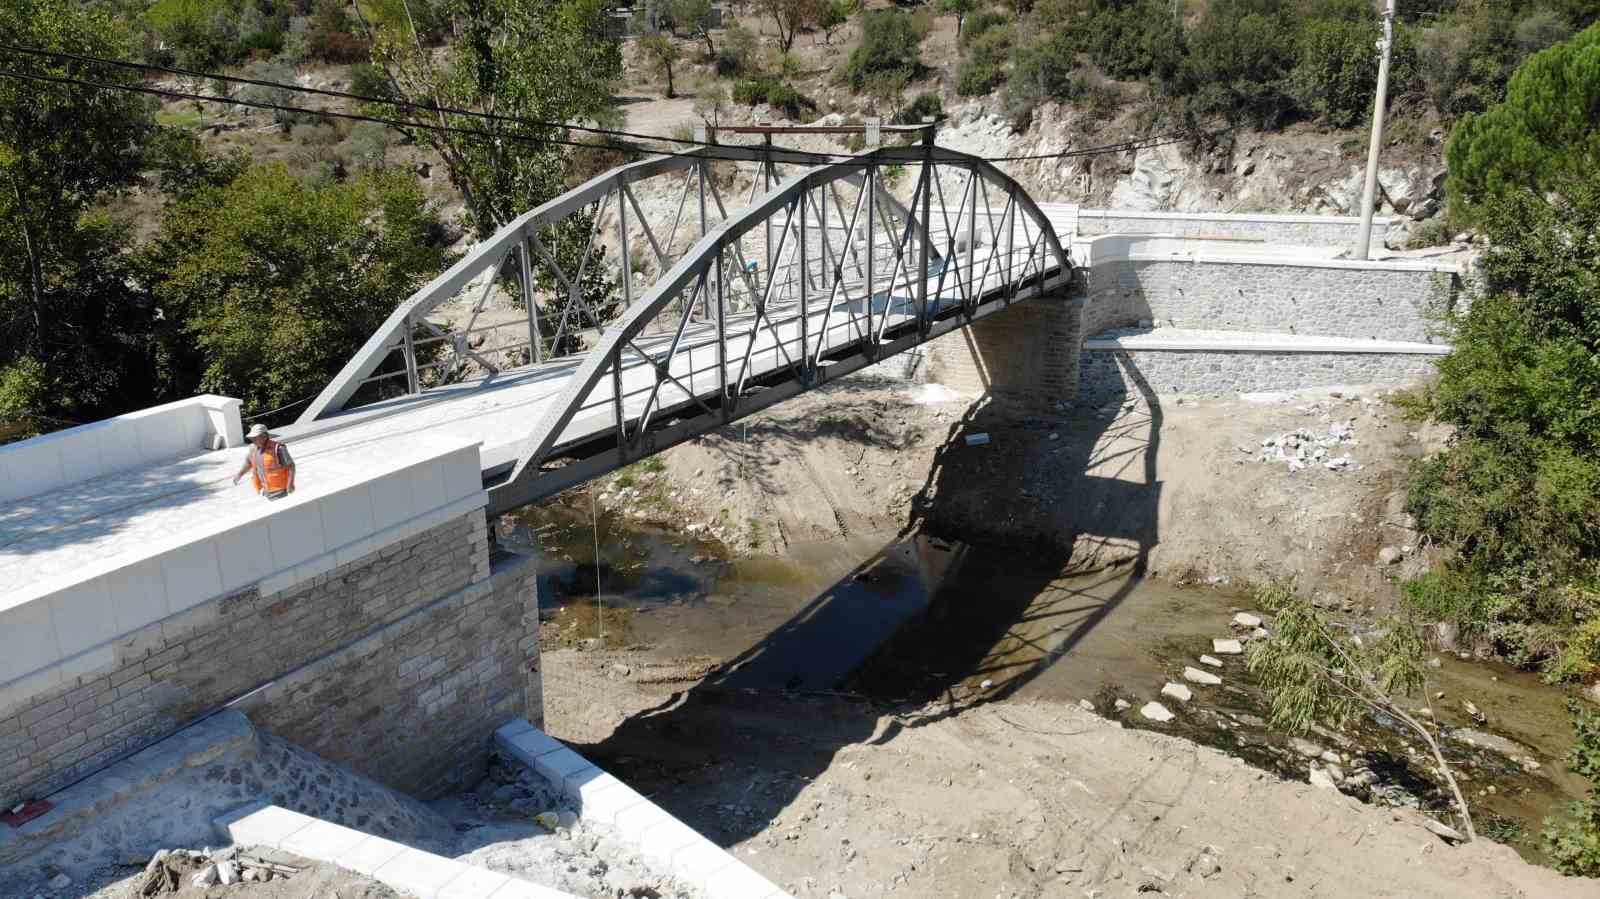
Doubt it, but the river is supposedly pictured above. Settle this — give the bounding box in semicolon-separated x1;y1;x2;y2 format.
504;501;1587;865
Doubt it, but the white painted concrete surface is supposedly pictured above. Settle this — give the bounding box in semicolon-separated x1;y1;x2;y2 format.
0;434;486;713
494;719;793;899
215;801;578;899
0;395;243;504
1084;327;1454;355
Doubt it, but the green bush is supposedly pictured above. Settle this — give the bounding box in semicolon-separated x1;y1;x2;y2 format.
1403;117;1600;680
896;91;943;125
732;75;814;120
1291;4;1419;128
1169;0;1299;127
841;9;927;90
960;9;1009;48
957;59;1004;96
1002;30;1076;125
1544;700;1600;875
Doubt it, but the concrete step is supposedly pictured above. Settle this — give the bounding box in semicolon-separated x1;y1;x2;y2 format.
1079;328;1449;401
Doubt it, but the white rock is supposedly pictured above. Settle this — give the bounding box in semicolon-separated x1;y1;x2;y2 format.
1198;654;1223;668
1377;546;1403;565
1140;702;1175;723
1114;698;1132;712
1212;638;1244;655
1077;698;1095;712
1308;765;1339;790
1161;682;1193;703
1319;749;1342;765
216;861;237;885
1232;612;1263;628
1183;666;1222;686
1423;818;1465;842
1290;737;1324;758
191;866;219;888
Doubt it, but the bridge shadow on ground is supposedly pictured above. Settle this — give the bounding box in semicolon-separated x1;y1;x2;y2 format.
561;368;1168;852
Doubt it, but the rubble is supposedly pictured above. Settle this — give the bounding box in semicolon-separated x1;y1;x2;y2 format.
1250;415;1363;473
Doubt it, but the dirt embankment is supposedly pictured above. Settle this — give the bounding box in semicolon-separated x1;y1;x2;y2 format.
587;370;1441;609
545;653;1597;899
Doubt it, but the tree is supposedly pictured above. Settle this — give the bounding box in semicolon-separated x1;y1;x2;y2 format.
363;0;622;238
818;0;858;45
639;34;682;98
670;0;717;57
1247;584;1477;841
1291;1;1419;129
140;165;450;417
841;9;927;90
0;0;160;425
693;77;730;129
757;0;823;53
936;0;979;42
1444;22;1600;225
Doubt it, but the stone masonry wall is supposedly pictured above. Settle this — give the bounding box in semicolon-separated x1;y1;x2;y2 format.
1085;259;1458;342
0;509;537;808
1076;210;1388;248
1079;348;1440;402
924;295;1084;411
238;551;537;799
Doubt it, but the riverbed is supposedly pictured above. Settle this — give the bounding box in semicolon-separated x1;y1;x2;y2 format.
505;501;1586;865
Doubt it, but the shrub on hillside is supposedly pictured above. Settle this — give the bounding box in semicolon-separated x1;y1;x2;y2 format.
840;9;927;90
957;19;1013;96
1002;31;1076;125
1291;1;1419;128
1544;700;1600;875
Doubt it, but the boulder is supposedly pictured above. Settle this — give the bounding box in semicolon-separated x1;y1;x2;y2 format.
1233;612;1263;628
1212;638;1244;655
1308;764;1339;791
1198;654;1224;668
1377;546;1403;565
1183;666;1222;686
1290;737;1323;758
1140;702;1176;723
1161;682;1194;703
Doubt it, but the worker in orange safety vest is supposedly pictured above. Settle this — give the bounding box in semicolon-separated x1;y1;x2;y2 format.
233;423;296;499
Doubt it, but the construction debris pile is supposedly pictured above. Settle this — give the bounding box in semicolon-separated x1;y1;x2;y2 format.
1244;418;1361;472
135;846;318;895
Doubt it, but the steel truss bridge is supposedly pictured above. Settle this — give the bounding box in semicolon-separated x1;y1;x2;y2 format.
291;141;1074;516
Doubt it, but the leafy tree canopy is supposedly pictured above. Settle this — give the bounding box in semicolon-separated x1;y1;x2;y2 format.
140;164;450;416
1445;22;1600;224
368;0;622;238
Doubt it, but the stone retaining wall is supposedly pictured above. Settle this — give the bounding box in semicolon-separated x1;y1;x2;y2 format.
1085;258;1457;343
0;509;540;809
1079;348;1441;402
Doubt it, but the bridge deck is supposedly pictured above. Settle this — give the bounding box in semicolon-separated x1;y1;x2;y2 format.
0;205;1073;601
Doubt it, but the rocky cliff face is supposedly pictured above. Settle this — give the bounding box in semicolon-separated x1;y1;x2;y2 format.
936;100;1450;249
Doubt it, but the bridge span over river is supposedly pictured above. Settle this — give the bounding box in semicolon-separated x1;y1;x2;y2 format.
0;143;1078;815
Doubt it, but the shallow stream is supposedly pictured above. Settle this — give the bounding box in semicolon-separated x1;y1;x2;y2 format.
505;502;1587;865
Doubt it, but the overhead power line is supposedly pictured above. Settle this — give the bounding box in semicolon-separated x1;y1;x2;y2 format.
0;51;1218;166
0;41;725;150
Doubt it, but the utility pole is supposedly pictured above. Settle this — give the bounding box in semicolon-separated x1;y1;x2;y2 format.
1355;0;1396;259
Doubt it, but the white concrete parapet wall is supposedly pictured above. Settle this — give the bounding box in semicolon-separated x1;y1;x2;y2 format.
495;720;795;899
216;801;577;899
1072;234;1458;272
0;395;243;504
0;435;487;714
1074;208;1390;249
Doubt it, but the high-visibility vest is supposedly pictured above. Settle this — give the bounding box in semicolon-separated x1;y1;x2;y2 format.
250;443;292;494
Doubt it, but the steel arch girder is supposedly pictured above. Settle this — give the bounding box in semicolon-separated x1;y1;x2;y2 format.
296;143;917;425
488;145;1074;510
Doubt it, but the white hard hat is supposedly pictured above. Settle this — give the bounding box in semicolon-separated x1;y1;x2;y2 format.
247;423;270;439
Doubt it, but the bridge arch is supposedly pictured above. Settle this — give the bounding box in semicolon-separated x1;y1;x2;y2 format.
299;145;919;424
488;144;1075;512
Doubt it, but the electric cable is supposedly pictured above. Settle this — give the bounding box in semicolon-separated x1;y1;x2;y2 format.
0;45;1226;165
